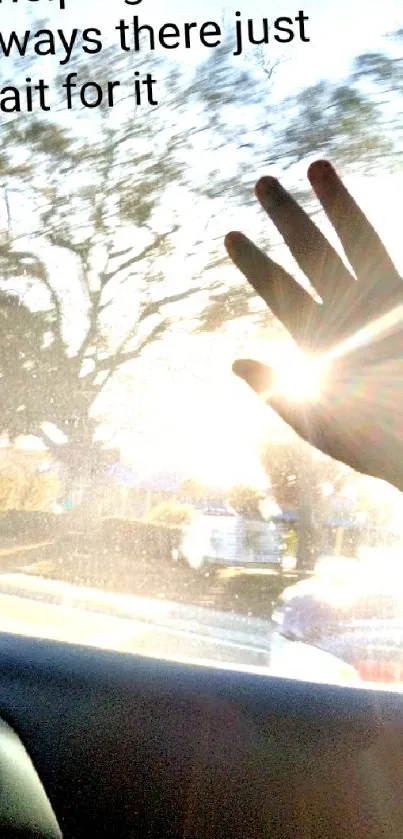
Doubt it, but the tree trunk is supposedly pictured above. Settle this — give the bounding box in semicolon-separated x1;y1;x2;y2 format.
296;452;316;571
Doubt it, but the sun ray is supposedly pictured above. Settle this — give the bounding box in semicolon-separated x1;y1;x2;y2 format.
326;301;403;365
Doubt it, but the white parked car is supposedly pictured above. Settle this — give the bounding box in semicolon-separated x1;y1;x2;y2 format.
179;510;284;570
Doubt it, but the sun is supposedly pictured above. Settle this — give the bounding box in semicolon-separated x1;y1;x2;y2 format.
270;344;326;402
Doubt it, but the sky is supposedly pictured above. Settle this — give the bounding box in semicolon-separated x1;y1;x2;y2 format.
3;0;403;493
5;0;402;92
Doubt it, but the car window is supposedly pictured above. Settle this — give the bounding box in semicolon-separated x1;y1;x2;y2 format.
1;0;403;691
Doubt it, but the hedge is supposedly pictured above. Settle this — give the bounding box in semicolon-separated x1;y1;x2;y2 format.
101;517;183;563
0;511;63;541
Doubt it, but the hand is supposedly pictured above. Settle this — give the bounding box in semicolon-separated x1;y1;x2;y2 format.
225;160;403;491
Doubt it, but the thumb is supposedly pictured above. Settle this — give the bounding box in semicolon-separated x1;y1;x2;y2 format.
232;359;274;395
232;358;328;450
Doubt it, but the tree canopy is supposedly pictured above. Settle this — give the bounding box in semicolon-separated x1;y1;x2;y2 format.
1;23;402;505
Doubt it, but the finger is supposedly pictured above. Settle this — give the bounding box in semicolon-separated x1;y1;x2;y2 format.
255;175;354;302
225;232;322;349
308;160;403;304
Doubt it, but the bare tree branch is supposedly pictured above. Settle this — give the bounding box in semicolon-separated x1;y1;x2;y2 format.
95;320;168;378
138;287;202;323
109;246;133;261
0;246;65;349
103;227;179;282
33;425;64;456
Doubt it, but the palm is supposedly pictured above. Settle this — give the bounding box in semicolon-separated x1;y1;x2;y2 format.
225;160;403;491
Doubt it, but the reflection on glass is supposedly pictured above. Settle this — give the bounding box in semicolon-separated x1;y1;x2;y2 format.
0;0;403;689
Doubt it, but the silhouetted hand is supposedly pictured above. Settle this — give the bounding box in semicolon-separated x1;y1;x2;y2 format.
225;160;403;491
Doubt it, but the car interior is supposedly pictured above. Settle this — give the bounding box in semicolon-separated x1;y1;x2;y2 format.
0;632;403;839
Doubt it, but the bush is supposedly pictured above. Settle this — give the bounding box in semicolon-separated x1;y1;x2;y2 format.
0;469;61;512
145;502;196;527
0;511;62;540
101;517;183;563
0;474;21;511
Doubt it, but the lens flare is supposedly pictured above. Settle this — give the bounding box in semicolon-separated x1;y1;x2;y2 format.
268;299;403;403
327;301;403;365
271;348;326;401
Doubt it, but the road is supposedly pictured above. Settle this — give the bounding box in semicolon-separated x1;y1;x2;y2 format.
0;574;365;686
0;574;273;671
0;533;288;618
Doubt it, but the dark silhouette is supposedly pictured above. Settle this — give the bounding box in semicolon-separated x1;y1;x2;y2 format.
227;160;403;492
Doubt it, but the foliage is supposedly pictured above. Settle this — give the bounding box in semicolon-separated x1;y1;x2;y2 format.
0;39;272;488
262;437;350;513
227;485;264;518
179;479;210;502
1;26;403;504
261;436;353;568
146;502;196;526
101;516;182;562
190;31;403;331
0;468;61;511
261;434;402;564
283;530;298;558
273;79;395;173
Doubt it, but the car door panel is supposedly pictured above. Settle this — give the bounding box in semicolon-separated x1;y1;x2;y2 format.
0;633;402;838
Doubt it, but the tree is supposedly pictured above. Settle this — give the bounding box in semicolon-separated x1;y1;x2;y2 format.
2;24;403;515
179;479;209;503
196;32;403;329
271;80;394;174
0;41;272;505
261;436;352;568
227;484;264;519
351;31;403;158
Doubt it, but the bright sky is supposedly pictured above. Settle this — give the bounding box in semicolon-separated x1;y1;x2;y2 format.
3;0;403;490
31;0;403;87
6;0;402;91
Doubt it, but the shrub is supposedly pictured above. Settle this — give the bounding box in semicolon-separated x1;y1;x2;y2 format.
22;473;62;512
101;516;182;563
0;511;62;540
0;469;61;512
0;473;21;511
145;502;196;527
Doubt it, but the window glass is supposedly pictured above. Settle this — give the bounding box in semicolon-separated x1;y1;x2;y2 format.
1;0;403;690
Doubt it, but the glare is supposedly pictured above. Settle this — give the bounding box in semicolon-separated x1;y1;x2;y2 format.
263;297;403;406
191;443;269;490
271;346;326;402
327;301;403;365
